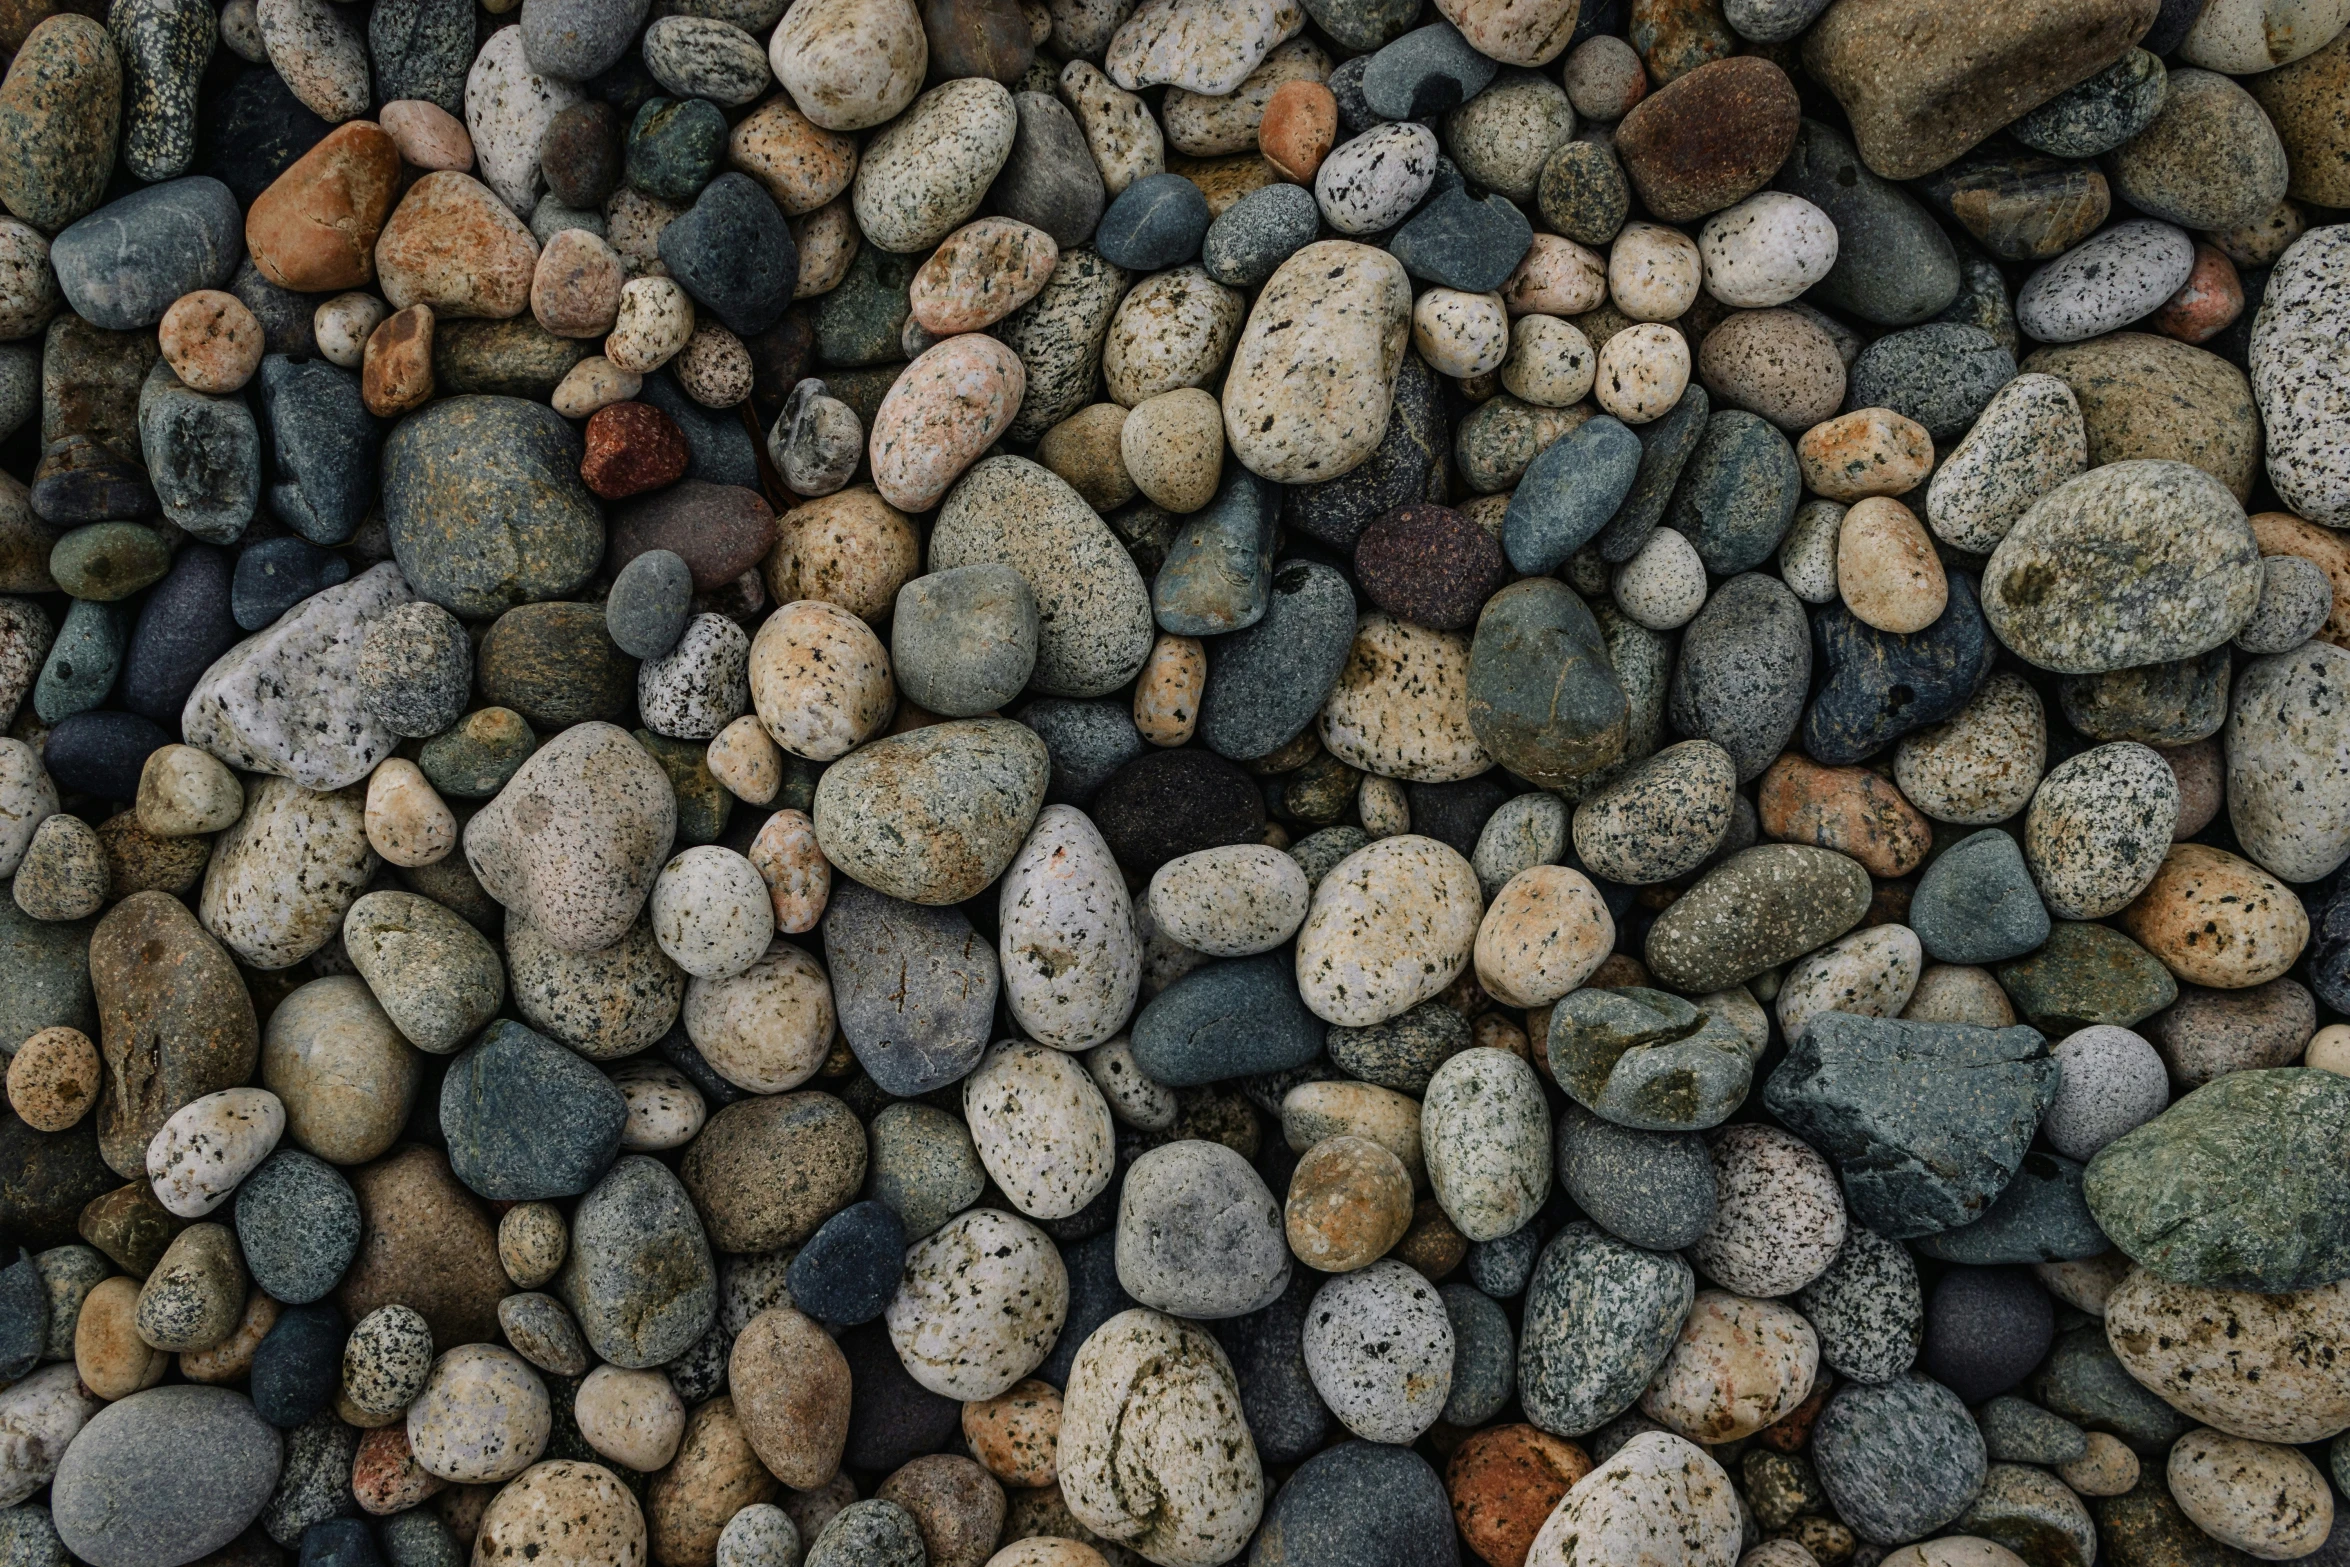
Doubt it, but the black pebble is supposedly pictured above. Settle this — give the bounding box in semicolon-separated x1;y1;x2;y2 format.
1092;749;1267;874
786;1200;906;1327
839;1319;960;1472
121;543;239;723
252;1302;346;1429
43;710;170;801
232;536;351;631
1921;1265;2055;1404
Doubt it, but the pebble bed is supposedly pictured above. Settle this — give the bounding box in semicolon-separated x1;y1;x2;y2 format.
0;0;2347;1562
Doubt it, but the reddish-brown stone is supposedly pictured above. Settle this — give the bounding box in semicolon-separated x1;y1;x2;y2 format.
1612;56;1800;223
1757;752;1934;879
361;303;435;418
1260;80;1338;185
1447;1425;1594;1567
335;1145;510;1349
579;401;690;499
1756;1375;1832;1451
608;480;778;592
2152;242;2243;345
1354;504;1508;632
244;120;404;292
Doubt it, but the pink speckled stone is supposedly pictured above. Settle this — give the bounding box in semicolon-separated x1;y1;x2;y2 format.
868;334;1027;511
379;100;474;172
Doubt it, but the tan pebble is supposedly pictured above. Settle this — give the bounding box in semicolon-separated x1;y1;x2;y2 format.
1038;404;1136;513
1295;834;1484;1025
474;1459;647;1567
912;217;1060;336
1282;1079;1427;1187
1798;408;1934;501
604;188;681;269
767;487;921;622
791;196;862;298
728;96;859;214
532;228;626;339
1285;1134;1413;1272
964;1379;1063;1488
314;291;389;368
1358;774;1409;837
365;757;456;866
373;170;540;319
1501;313;1595;406
2309;1023;2350;1074
707;714;783;806
748;808;831;934
7;1025;100;1131
179;1288;279;1385
986;1543;1108;1567
575;1363;686;1473
674;322;752;408
1473;863;1613;1008
729;1306;852;1488
748;600;895;761
1594;321;1689;423
1564;34;1646;119
1639;1289;1818;1443
499;1201;567;1289
1608;222;1701;321
877;1452;1012;1567
76;1276;169;1399
1103;264;1245;407
1878;1542;2027;1567
1836;496;1946;633
1120;386;1223;512
869;335;1028;511
1060;59;1165;196
2119;842;2309;989
1901;964;2016;1027
2157;736;2224;839
158;290;265;393
379;99;473;170
2056;1431;2139;1497
1133;634;1206;746
552;355;641;418
361;302;435;417
1318;613;1489;782
1503;233;1608;316
406;1344;552;1483
606;276;695;373
2167;1428;2333;1560
135;744;244;837
1222;242;1411;482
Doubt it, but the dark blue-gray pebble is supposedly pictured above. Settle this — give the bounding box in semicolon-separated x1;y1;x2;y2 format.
606;549;694;660
140;366;261;544
1772;119;1959;328
1246;1441;1459;1567
369;0;473;111
1204;183;1321;290
121;542;239;724
234;1150;363;1305
1018;698;1146;807
658;173;798;337
1920;1266;2053;1405
1911;1151;2110;1265
1667;410;1801;575
1502;414;1642;574
1811;1374;1989;1546
1327;1001;1467;1095
252;1303;346;1429
49;177;243;331
1556;1103;1718;1251
1910;830;2048;965
199;69;330;207
639;370;762;488
840;1319;960;1472
1439;1284;1514;1427
1214;1268;1330;1465
2032;1324;2192;1455
299;1519;384;1567
1390;187;1532;293
626;97;726;204
40;711;170;801
1095;173;1211;272
1977;1396;2087;1465
1803;571;1996;765
440;1020;628;1202
989;93;1105;252
1196;560;1358;763
1328;55;1381;137
1844;324;2015;443
1155;468;1277;636
232;536;350;631
258;356;375;546
2007;48;2167;159
1596;385;1710;563
1466;1225;1540;1298
822;878;999;1095
1363;20;1495;118
1131;952;1327;1087
0;1251;43;1381
380;1510;464;1567
787;1201;905;1326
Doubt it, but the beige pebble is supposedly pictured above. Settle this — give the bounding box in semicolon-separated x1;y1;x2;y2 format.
1473;863;1614;1008
135;744;243;838
1639;1289;1818;1443
532;228;626;339
1133;634;1205;746
792;197;862;298
575;1363;686;1472
2167;1428;2333;1559
380;99;473;170
407;1344;552;1484
868;334;1028;512
706;714;783;806
1317;613;1490;782
911;216;1060;335
748;599;895;762
1038;404;1136;514
365;758;456;867
1120;387;1223;512
1594;321;1689;423
499;1203;567;1289
1503;233;1608;316
1103;265;1244;408
551;355;641;417
2056;1432;2139;1497
1296;834;1484;1026
1837;496;1947;634
768;488;922;623
1611;526;1708;629
7;1025;99;1131
1358;774;1409;837
682;938;835;1092
1798;408;1934;501
747;808;832;934
1608;222;1701;321
473;1459;646;1566
1282;1078;1427;1187
964;1041;1117;1221
605;276;695;373
674;323;753;408
1412;288;1510;378
611;1058;706;1151
1060;58;1165;196
315;292;389;368
2307;1023;2350;1074
1901;964;2016;1027
76;1276;168;1400
1500;314;1595;406
135;1223;247;1353
158;290;265;394
1879;1542;2028;1567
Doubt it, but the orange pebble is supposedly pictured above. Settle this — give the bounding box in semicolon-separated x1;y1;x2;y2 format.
2153;241;2243;344
1259;79;1338;184
157;289;265;394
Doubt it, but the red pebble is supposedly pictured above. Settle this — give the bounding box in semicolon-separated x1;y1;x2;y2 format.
2153;242;2244;344
579;401;689;499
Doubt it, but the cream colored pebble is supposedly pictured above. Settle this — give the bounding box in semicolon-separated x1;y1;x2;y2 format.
365;759;457;867
707;714;783;806
1133;634;1206;746
604;276;695;374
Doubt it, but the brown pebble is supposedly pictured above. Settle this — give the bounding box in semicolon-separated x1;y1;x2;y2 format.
581;402;691;499
1354;504;1509;632
875;1454;1008;1567
1392;1197;1468;1279
1612;57;1800;223
7;1025;99;1131
1284;1134;1414;1273
157;290;265;394
1757;752;1933;879
1446;1424;1593;1567
1259;79;1338;184
362;303;435;417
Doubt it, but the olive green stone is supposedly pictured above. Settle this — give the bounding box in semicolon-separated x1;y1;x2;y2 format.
0;1115;119;1253
418;707;539;799
433;318;588;400
478;601;637;730
49;522;170;601
1991;920;2176;1034
1644;844;1871;993
814;245;919;369
635;730;730;845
